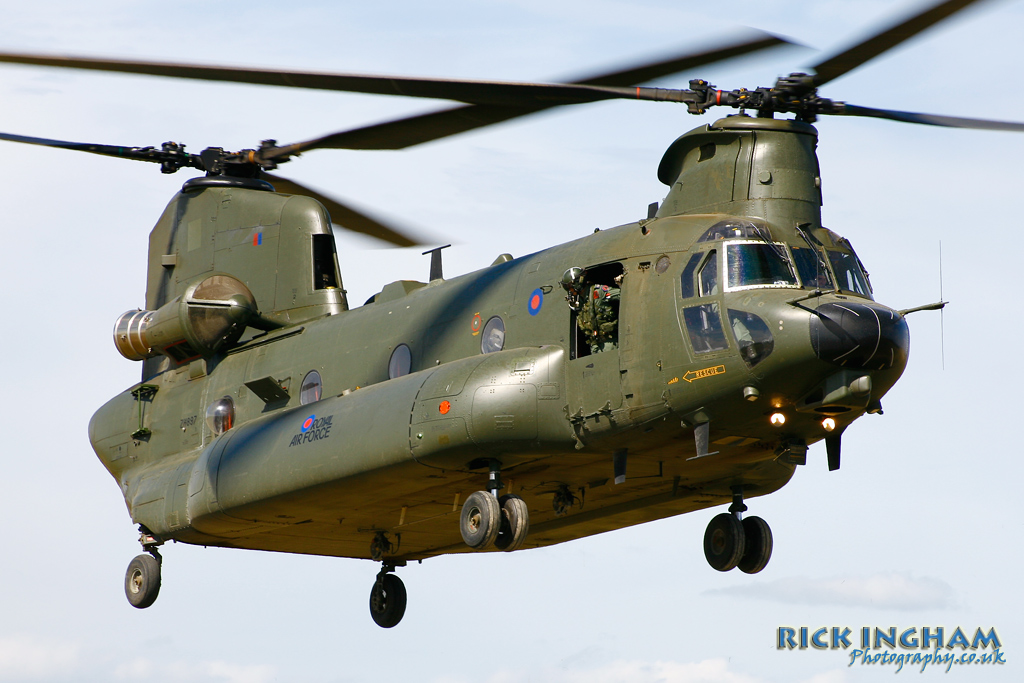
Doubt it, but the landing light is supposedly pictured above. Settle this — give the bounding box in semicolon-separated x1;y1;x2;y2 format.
821;417;836;432
770;413;786;426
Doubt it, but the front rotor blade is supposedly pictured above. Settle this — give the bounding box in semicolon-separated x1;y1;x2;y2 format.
0;33;788;107
837;104;1024;131
812;0;985;86
262;34;792;156
571;33;792;87
262;173;424;247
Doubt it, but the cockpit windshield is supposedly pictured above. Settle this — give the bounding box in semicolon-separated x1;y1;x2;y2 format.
725;242;798;290
791;246;834;290
827;249;872;298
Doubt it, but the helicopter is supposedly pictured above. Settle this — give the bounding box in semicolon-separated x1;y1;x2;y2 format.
1;0;1018;630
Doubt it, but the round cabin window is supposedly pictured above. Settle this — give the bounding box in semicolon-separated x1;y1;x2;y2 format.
389;344;412;378
205;396;235;435
300;370;323;405
481;316;505;354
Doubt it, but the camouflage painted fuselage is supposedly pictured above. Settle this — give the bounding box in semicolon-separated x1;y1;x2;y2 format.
89;116;909;562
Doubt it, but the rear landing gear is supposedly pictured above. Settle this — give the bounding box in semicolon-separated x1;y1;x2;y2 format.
125;528;163;608
369;564;407;628
703;486;772;574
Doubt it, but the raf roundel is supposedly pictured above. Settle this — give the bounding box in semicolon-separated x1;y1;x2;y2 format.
301;415;316;433
528;288;543;316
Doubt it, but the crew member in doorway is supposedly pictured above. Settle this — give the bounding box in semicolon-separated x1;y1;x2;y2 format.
578;274;622;353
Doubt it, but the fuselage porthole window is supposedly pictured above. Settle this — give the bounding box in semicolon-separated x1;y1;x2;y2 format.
481;316;505;354
389;344;412;378
206;396;235;435
300;370;323;405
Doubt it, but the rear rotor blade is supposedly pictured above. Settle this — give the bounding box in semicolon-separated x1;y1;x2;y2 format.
262;173;424;247
264;104;538;154
812;0;986;86
836;103;1024;131
0;131;198;167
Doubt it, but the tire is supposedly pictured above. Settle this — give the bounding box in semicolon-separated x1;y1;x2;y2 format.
460;491;501;549
124;554;161;609
738;516;773;574
703;513;745;572
494;494;530;552
369;573;407;628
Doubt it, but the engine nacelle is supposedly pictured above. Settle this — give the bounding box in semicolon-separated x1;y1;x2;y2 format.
114;274;257;362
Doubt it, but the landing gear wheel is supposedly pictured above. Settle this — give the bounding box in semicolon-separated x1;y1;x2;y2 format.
738;515;773;574
460;490;501;549
494;494;530;552
125;554;161;609
703;513;745;572
369;573;407;628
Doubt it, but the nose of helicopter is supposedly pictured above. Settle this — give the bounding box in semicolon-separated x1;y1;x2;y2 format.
809;301;909;371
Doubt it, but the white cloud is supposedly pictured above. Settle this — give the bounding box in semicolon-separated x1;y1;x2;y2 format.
432;660;854;683
555;659;762;683
704;572;956;610
113;657;276;683
0;635;79;680
436;659;765;683
799;671;849;683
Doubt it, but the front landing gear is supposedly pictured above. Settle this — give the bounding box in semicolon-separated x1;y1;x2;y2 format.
703;487;773;574
459;460;531;551
125;528;163;608
369;564;407;628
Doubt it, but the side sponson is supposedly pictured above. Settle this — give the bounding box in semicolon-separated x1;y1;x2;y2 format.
180;346;574;539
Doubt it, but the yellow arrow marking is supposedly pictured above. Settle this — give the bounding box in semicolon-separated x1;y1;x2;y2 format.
682;365;726;383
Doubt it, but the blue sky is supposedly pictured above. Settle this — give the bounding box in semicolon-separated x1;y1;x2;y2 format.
0;1;1021;681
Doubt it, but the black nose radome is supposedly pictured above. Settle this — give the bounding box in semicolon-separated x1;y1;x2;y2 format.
810;302;909;371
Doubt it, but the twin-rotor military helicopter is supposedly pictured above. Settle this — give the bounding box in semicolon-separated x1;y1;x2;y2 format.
2;0;1018;628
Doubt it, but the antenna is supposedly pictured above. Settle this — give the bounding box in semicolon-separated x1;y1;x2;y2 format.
422;244;451;282
939;240;945;370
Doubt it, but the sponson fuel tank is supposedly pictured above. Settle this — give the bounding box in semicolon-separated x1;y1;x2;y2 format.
117;346;575;538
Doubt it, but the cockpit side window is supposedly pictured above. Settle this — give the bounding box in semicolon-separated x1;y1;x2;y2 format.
725;242;798;290
680;253;702;299
826;249;873;298
698;250;719;297
682;303;729;354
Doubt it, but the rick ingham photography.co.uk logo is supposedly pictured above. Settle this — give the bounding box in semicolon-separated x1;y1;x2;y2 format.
777;625;1005;673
